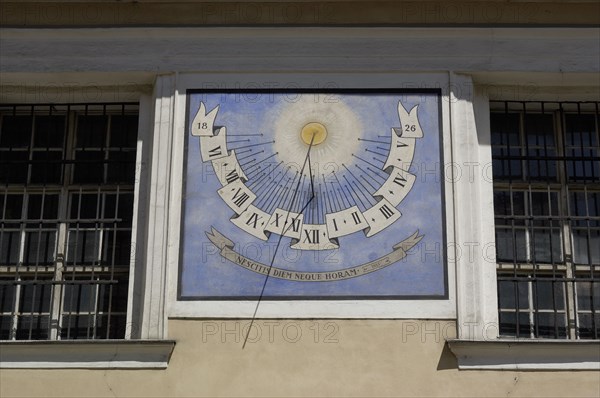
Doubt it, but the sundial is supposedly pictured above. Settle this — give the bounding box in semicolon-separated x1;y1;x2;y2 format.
179;90;446;300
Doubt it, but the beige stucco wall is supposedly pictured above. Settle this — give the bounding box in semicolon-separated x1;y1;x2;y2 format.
1;319;599;397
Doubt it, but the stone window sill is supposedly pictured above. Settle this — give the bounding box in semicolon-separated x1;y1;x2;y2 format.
447;339;600;370
0;340;176;369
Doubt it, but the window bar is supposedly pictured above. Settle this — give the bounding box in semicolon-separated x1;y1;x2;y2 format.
87;187;103;339
10;278;21;340
28;190;45;338
106;187;120;339
26;113;34;185
505;101;514;183
65;186;84;339
511;205;521;337
595;102;600;184
559;102;578;339
16;192;28;339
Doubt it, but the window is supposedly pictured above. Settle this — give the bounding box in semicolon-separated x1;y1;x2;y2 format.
0;103;138;340
491;100;600;339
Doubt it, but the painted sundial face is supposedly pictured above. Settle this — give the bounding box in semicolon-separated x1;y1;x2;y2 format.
180;91;446;299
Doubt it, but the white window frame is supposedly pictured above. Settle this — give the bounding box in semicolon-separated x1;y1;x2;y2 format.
165;72;457;319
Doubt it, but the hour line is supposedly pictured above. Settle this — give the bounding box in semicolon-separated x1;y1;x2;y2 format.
355;164;382;186
328;180;343;211
365;147;388;158
238;149;263;162
342;164;377;205
367;166;388;182
360;175;378;192
353;180;376;205
263;173;290;213
342;174;367;209
352;153;384;171
246;159;282;180
263;170;290;211
358;137;390;145
253;173;277;199
230;140;275;151
332;171;355;208
247;172;266;191
242;152;279;173
227;139;251;144
322;175;334;213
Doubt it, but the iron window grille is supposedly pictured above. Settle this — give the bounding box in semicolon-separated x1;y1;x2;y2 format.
491;100;599;339
0;103;138;340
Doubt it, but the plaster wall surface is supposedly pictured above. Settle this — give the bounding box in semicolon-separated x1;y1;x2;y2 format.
1;319;599;397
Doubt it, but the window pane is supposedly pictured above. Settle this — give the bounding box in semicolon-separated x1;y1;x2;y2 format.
495;228;527;262
33;115;65;148
0;315;12;339
499;311;530;337
98;278;128;313
536;312;567;338
565;114;600;182
102;230;131;267
490;112;522;180
107;151;136;183
30;151;63;184
535;280;565;310
0;116;32;148
0;279;15;312
19;281;51;313
577;313;599;339
27;194;59;220
60;314;94;339
576;281;600;311
63;282;97;313
16;315;49;340
1;194;23;219
572;229;600;265
23;230;56;265
70;193;100;220
73;150;104;184
491;113;520;146
96;314;126;339
524;114;557;181
67;229;100;265
0;151;29;184
531;227;562;264
109;115;138;148
0;231;20;265
76;115;107;149
104;193;134;226
497;279;529;310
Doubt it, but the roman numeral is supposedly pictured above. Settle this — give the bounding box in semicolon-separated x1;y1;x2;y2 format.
208;146;223;158
271;212;281;227
396;140;409;148
393;174;407;187
379;204;394;219
246;212;261;229
303;229;320;244
232;188;250;207
290;218;301;233
351;211;361;224
225;169;239;184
